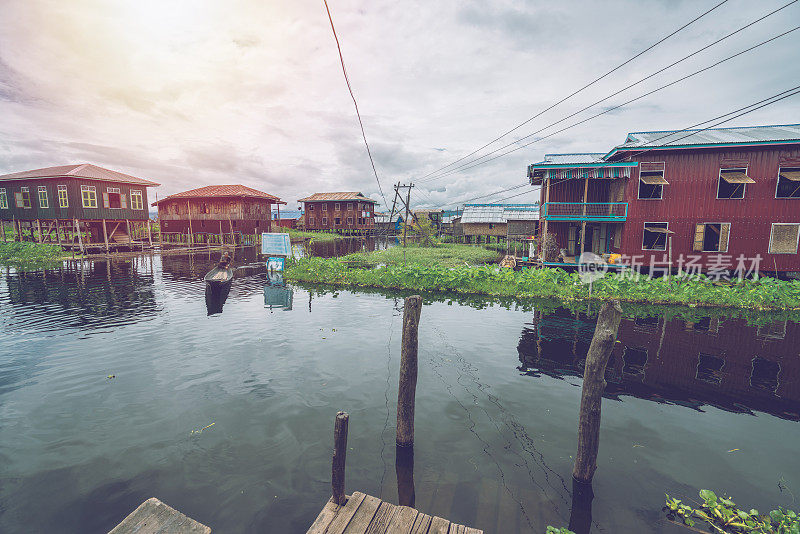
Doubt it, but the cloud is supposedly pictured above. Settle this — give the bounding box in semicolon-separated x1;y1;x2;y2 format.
0;0;798;211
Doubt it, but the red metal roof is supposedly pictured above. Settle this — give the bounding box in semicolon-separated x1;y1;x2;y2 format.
297;192;377;203
154;184;285;205
0;163;160;186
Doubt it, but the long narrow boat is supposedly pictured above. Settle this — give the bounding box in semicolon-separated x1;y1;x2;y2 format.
204;265;235;287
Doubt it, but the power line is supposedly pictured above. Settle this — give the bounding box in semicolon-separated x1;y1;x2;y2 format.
425;25;800;179
421;3;799;182
416;0;732;181
323;0;388;208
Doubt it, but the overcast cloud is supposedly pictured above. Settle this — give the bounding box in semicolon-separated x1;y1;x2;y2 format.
1;0;798;211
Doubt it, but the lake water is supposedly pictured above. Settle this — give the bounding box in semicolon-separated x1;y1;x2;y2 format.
0;251;798;533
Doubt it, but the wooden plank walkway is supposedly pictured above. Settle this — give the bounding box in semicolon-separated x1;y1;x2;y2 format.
307;492;482;534
109;498;211;534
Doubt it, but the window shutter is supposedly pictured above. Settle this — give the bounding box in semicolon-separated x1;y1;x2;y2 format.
121;194;127;209
718;223;730;252
102;192;110;208
693;224;705;252
15;192;23;207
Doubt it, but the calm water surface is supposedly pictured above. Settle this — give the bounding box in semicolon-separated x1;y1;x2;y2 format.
0;251;798;533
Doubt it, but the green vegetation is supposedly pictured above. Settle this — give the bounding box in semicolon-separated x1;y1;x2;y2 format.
0;242;66;268
285;258;800;311
338;243;499;268
282;228;340;243
546;528;575;534
666;490;799;533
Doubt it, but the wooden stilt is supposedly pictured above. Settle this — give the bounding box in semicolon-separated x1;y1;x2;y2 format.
56;220;62;247
0;220;5;242
573;300;623;483
35;219;42;242
75;219;85;255
102;219;110;253
397;295;423;448
187;200;194;247
147;220;153;247
126;219;131;244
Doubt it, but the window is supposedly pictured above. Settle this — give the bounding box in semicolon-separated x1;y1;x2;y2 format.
642;222;668;250
347;217;354;225
776;167;800;198
622;346;647;378
130;190;144;210
750;357;780;393
347;202;353;211
37;186;49;208
104;187;122;209
717;168;752;199
769;223;799;254
57;185;68;208
322;217;328;225
696;353;725;385
81;185;97;208
17;186;31;208
309;204;314;211
692;222;730;252
334;217;341;225
0;188;7;209
638;162;667;199
309;217;315;226
322;204;328;211
335;203;341;211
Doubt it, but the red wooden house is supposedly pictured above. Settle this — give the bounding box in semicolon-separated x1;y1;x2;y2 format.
154;185;285;237
528;124;800;273
298;192;377;233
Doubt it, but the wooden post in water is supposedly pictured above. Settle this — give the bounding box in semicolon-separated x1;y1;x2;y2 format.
397;294;423;447
332;411;349;506
102;219;110;253
74;219;85;255
573;299;622;483
147;220;153;247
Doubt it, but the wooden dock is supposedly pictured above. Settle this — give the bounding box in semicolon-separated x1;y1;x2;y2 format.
109;498;211;534
307;492;482;534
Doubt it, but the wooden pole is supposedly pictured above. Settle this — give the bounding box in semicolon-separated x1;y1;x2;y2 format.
541;175;550;261
332;411;349;506
102;219;110;253
395;445;415;507
187;200;194;247
0;220;5;242
397;294;423;447
402;185;411;249
126;219;131;244
55;220;62;247
568;477;594;534
74;219;85;255
579;175;588;257
36;219;42;243
147;220;153;247
573;300;623;483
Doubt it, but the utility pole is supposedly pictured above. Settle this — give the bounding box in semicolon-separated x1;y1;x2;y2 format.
394;182;414;248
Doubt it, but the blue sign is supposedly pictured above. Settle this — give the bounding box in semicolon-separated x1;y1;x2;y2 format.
261;232;291;256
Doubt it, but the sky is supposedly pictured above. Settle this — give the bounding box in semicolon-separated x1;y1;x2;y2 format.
0;0;799;212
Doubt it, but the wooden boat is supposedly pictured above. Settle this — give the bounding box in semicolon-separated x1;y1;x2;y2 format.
204;265;235;287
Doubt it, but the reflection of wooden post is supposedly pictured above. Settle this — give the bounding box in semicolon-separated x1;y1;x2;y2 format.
102;219;110;253
396;445;416;507
568;478;594;534
332;411;349;506
573;300;622;483
397;295;423;447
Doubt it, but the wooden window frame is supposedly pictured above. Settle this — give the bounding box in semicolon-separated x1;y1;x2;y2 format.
309;204;314;211
57;185;68;208
37;185;49;208
130;190;144;210
347;202;353;211
347;216;354;225
776;166;800;199
322;203;328;211
642;222;668;251
322;217;328;225
19;186;31;208
81;185;98;208
768;223;800;254
335;202;341;211
0;188;7;209
693;222;731;253
637;162;665;200
716;167;748;200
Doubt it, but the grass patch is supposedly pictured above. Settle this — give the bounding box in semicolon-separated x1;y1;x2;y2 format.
0;242;66;268
339;243;499;268
281;228;340;243
285;258;800;311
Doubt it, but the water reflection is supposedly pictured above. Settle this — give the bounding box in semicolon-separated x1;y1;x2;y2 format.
518;308;800;420
293;236;397;258
205;281;231;316
264;271;293;311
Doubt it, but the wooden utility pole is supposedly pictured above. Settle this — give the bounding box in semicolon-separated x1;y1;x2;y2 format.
573;300;622;483
541;175;550;261
396;183;413;248
397;295;422;447
332;411;349;506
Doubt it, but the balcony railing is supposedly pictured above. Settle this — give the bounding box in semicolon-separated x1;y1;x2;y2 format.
541;202;628;221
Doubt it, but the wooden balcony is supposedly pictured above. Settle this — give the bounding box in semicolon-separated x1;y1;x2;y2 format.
541;202;628;222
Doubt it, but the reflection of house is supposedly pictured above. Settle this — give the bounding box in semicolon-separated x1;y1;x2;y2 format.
518;308;800;420
298;192;376;233
154;185;285;236
528;124;800;271
459;204;539;243
0;164;159;250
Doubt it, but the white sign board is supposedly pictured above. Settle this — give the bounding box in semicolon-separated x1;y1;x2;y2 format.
261;233;291;257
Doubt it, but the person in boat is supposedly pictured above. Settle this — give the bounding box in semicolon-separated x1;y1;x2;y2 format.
217;252;232;269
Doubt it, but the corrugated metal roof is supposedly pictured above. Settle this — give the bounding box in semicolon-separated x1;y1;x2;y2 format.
612;123;800;152
297;192;377;202
460;203;539;224
154;185;283;204
0;163;160;186
536;153;605;165
273;209;303;220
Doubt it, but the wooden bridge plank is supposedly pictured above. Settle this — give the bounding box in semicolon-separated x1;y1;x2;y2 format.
409;513;432;534
109;498;211;534
363;502;398;534
342;494;382;534
324;492;367;534
306;498;341;534
427;516;451;534
384;506;419;534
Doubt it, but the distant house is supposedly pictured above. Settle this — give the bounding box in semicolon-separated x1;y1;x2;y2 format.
0;163;159;249
460;204;539;242
272;208;303;229
153;184;285;237
374;211;403;234
298;192;377;233
528;123;800;271
412;208;443;232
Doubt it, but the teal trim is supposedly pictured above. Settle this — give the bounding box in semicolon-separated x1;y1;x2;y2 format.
528;161;638;169
541;202;628;222
604;139;800;160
